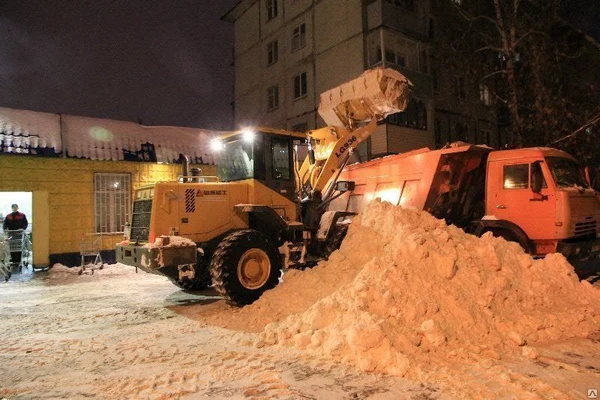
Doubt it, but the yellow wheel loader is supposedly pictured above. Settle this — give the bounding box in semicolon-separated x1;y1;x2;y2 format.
116;68;412;306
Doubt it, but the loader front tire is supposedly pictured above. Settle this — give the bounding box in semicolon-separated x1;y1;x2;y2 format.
210;230;282;306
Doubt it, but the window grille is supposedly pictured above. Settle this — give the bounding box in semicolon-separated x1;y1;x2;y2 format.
94;173;131;233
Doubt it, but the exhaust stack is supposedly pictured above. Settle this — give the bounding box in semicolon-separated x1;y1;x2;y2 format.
179;153;190;182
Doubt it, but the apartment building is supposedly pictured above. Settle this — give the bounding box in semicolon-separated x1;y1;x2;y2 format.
223;0;500;160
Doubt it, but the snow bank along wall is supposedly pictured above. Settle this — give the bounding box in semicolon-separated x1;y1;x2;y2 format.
0;107;217;267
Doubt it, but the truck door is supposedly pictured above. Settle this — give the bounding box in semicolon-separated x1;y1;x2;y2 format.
486;160;555;241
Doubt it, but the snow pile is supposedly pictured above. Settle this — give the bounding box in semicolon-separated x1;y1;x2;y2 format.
48;263;137;277
256;200;600;377
139;236;197;269
144;235;196;248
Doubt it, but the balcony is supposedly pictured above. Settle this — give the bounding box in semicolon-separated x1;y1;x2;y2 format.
367;0;428;42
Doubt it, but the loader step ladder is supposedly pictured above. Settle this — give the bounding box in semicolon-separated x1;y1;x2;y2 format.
80;234;104;275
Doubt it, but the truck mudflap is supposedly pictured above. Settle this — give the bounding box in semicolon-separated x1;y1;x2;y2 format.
115;242;197;281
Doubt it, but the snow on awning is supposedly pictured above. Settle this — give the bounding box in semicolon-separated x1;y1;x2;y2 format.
0;107;62;155
61;115;216;164
0;107;219;164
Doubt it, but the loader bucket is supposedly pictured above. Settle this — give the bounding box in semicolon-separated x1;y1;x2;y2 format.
318;67;412;127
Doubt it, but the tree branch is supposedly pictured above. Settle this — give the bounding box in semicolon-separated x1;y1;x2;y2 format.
548;112;600;146
480;70;507;81
475;45;505;53
514;29;549;47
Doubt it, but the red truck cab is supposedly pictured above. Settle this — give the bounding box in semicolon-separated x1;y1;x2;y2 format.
484;148;600;259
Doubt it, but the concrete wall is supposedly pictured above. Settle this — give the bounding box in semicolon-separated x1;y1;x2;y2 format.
0;154;216;266
232;0;366;131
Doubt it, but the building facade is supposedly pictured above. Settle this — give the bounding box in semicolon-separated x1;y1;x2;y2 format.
0;107;216;267
223;0;501;161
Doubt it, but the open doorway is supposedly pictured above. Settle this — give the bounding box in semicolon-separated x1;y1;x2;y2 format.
0;192;33;273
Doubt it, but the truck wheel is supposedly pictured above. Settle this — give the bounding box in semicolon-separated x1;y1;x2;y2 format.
210;230;282;306
488;228;530;254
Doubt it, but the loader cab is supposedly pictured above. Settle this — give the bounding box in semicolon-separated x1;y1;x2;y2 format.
213;128;307;202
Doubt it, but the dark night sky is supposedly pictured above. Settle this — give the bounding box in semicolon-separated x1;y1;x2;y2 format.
0;0;239;130
0;0;597;132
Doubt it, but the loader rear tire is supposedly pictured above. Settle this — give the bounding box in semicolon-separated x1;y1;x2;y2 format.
210;230;282;306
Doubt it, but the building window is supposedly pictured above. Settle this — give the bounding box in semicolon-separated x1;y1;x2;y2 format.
373;46;383;64
267;84;279;110
384;49;406;67
94;173;131;233
385;0;415;12
454;76;465;99
386;99;427;131
503;164;529;189
293;72;307;99
479;84;492;106
428;18;435;39
479;129;492;145
454;122;469;142
292;23;306;52
266;0;278;21
432;69;440;94
267;40;278;66
416;101;427;130
419;50;428;73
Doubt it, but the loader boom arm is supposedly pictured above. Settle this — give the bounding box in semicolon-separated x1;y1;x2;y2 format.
296;67;412;196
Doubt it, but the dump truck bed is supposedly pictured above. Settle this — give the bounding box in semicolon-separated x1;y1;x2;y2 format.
330;144;492;229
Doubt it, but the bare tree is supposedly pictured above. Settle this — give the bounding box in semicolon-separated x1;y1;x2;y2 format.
446;0;600;155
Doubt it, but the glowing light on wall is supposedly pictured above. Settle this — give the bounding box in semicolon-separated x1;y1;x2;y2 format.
89;126;114;142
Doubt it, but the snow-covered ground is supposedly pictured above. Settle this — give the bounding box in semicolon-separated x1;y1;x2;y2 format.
0;265;440;399
1;201;599;399
0;263;599;399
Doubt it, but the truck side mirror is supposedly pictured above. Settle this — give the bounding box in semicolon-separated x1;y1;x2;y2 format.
336;181;355;193
531;161;543;194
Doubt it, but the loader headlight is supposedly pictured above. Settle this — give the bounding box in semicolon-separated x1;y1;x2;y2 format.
210;139;225;152
242;129;255;143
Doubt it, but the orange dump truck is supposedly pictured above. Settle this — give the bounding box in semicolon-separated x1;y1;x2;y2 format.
331;143;600;272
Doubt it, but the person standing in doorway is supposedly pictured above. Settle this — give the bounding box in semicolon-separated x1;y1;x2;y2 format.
3;204;28;231
3;204;28;265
